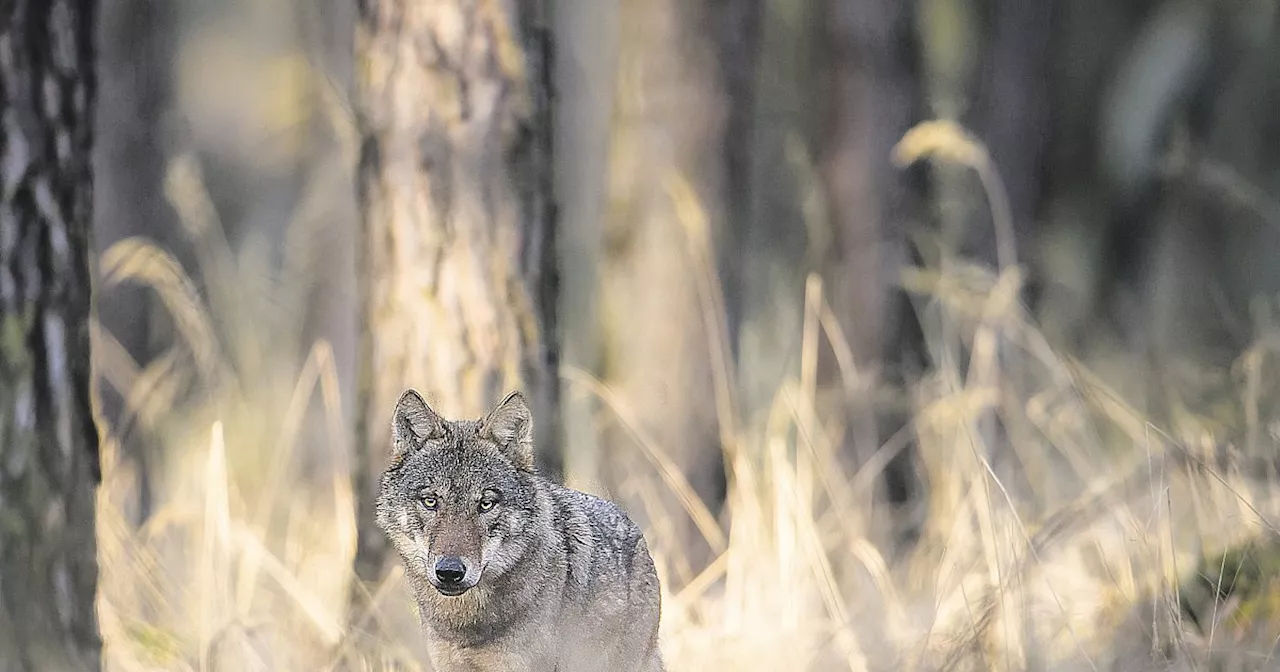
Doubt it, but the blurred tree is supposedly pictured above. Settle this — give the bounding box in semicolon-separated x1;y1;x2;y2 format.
815;0;926;365
0;0;102;669
964;0;1053;267
1018;0;1280;420
711;0;764;347
351;0;557;582
553;0;618;492
735;0;808;453
586;0;759;580
811;0;929;535
92;0;179;523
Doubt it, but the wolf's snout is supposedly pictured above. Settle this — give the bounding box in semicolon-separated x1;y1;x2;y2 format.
434;556;467;587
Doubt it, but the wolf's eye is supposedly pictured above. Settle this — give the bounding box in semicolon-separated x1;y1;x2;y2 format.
478;490;501;513
419;494;438;510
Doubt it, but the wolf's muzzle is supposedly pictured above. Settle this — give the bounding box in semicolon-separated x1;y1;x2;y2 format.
432;556;473;596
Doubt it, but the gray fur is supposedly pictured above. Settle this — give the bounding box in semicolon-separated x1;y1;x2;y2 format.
376;389;665;672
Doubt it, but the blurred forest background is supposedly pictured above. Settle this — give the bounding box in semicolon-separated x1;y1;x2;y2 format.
7;0;1280;670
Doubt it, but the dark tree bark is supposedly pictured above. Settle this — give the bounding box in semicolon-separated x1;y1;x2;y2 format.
736;0;814;456
812;0;929;533
709;0;763;357
814;0;926;372
0;0;102;670
351;0;557;583
964;0;1054;267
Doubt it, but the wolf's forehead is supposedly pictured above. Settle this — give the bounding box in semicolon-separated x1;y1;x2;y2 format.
413;444;509;487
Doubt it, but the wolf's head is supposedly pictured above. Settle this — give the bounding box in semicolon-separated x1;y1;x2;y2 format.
375;389;540;598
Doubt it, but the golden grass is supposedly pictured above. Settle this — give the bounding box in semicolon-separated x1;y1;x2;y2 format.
92;122;1280;672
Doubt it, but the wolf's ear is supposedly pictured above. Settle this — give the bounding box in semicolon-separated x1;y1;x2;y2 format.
480;391;534;471
390;389;443;464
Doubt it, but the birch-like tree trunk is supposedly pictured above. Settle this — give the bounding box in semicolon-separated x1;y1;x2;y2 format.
0;0;102;669
352;0;556;582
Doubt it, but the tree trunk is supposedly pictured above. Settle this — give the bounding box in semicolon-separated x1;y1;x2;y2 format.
552;0;619;494
815;0;925;373
964;0;1053;267
710;0;763;359
737;0;814;467
0;1;102;670
812;0;929;530
591;0;740;580
352;0;557;583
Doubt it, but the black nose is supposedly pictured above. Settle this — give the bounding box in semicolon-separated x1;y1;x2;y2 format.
435;556;467;584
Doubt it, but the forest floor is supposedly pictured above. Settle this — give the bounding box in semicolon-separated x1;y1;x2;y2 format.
92;131;1280;671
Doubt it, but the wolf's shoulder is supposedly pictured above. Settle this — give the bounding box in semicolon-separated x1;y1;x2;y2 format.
542;481;651;588
546;482;642;543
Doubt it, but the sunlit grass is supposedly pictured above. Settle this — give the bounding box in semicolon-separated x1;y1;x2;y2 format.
93;120;1280;672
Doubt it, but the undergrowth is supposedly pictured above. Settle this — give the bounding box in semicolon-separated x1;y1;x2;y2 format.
93;121;1280;672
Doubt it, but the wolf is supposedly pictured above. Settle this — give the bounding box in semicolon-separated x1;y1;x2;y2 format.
375;388;665;672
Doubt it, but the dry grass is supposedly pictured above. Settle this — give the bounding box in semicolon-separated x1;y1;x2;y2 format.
92;120;1280;672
